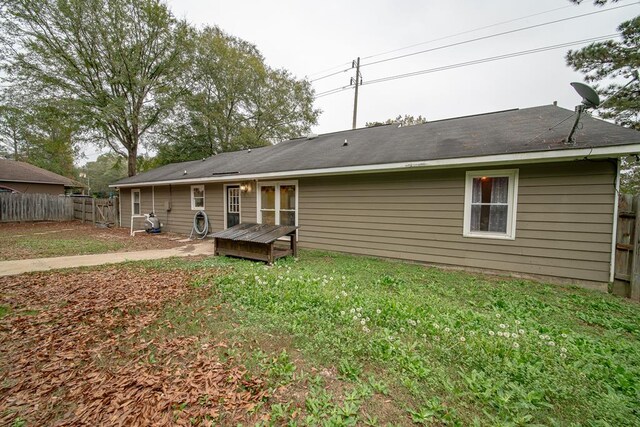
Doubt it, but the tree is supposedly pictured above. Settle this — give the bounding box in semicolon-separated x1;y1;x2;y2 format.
366;114;428;128
152;26;319;165
566;1;639;192
0;0;189;176
0;89;78;177
81;152;127;196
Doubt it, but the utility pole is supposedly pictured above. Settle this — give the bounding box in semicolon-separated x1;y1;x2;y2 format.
351;57;361;129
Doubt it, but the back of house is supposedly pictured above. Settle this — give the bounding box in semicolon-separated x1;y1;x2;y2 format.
112;105;640;290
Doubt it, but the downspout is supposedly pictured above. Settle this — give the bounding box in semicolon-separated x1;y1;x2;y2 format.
152;185;155;214
118;188;122;227
609;158;621;283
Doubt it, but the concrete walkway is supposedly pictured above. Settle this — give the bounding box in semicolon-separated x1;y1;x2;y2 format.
0;243;216;277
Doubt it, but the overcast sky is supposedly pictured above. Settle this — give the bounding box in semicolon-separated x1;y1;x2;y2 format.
165;0;638;135
81;0;638;163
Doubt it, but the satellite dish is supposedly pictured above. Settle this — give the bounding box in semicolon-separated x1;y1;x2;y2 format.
570;82;600;108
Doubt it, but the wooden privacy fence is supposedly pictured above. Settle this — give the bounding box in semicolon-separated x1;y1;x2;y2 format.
614;193;640;300
0;193;74;222
71;196;118;225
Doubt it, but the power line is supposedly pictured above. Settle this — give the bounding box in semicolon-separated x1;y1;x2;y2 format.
361;2;636;69
310;67;351;83
360;4;576;61
362;34;616;86
313;34;617;99
306;61;352;78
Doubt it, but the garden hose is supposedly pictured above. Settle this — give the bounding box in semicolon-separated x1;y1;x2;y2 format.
189;210;209;240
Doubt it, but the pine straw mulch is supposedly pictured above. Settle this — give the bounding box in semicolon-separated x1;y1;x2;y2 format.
0;267;269;426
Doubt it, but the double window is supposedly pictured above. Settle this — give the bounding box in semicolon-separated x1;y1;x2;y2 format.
463;169;518;240
258;181;297;226
191;185;205;210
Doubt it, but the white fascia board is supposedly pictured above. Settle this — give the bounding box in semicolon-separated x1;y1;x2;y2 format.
110;144;640;188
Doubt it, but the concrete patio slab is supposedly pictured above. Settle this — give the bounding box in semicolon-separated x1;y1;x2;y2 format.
0;242;216;277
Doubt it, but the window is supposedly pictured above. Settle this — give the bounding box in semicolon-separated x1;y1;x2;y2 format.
191;185;205;210
132;189;141;215
463;169;518;240
258;181;297;226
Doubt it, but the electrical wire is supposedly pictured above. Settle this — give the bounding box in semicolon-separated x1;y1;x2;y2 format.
360;4;577;61
313;34;617;99
362;34;617;86
310;68;351;83
361;3;636;69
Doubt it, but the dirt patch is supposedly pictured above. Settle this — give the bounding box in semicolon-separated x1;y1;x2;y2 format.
0;268;268;426
0;221;188;260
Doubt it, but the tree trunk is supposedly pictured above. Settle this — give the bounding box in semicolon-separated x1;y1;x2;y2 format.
127;145;137;177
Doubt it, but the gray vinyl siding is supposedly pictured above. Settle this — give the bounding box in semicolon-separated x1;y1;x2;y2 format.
120;184;225;234
116;159;615;286
297;160;615;285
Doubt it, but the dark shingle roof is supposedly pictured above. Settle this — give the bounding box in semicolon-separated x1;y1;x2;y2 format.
0;159;79;187
114;105;640;186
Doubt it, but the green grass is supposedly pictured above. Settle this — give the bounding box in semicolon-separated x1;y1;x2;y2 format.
0;305;9;319
140;251;640;426
13;237;124;257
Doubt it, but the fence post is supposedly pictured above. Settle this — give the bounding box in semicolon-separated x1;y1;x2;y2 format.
631;195;640;301
92;198;96;224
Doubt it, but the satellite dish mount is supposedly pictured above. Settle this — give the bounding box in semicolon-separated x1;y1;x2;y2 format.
566;82;600;145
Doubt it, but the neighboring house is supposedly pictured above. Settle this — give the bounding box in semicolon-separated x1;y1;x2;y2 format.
0;159;81;194
111;105;640;290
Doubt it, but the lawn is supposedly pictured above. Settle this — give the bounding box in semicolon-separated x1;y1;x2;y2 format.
0;221;186;260
2;250;639;426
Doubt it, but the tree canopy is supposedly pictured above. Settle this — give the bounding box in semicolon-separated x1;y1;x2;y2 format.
152;26;319;166
0;0;189;176
366;114;428;128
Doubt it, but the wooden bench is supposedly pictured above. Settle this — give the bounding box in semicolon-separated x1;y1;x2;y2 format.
210;223;298;264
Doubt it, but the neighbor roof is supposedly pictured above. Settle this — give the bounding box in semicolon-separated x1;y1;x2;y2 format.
113;105;640;187
0;159;79;187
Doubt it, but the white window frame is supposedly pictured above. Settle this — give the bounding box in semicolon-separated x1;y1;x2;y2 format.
191;184;205;211
223;183;242;229
256;180;298;226
131;188;141;216
463;169;519;240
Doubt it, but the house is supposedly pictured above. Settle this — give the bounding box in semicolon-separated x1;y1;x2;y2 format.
0;159;81;194
111;105;640;290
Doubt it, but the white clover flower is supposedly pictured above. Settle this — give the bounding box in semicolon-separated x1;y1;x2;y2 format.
560;347;567;353
497;331;503;337
539;334;545;340
433;323;440;329
388;336;394;341
341;311;346;316
376;309;382;315
357;312;362;318
330;276;334;280
400;327;406;333
353;316;358;321
408;319;417;326
422;334;427;339
469;331;476;336
342;283;346;288
335;295;340;299
515;320;521;325
356;307;362;312
350;308;356;314
460;336;466;342
489;331;495;336
360;319;366;325
444;327;450;333
366;317;370;322
496;313;501;318
342;276;346;280
518;329;525;335
511;333;518;339
560;353;567;359
341;290;348;297
434;336;440;341
548;341;556;347
499;324;506;329
363;326;370;333
513;342;520;349
561;333;568;338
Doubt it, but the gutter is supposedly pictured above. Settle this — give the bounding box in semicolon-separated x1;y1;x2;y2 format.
610;158;621;283
110;144;640;188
